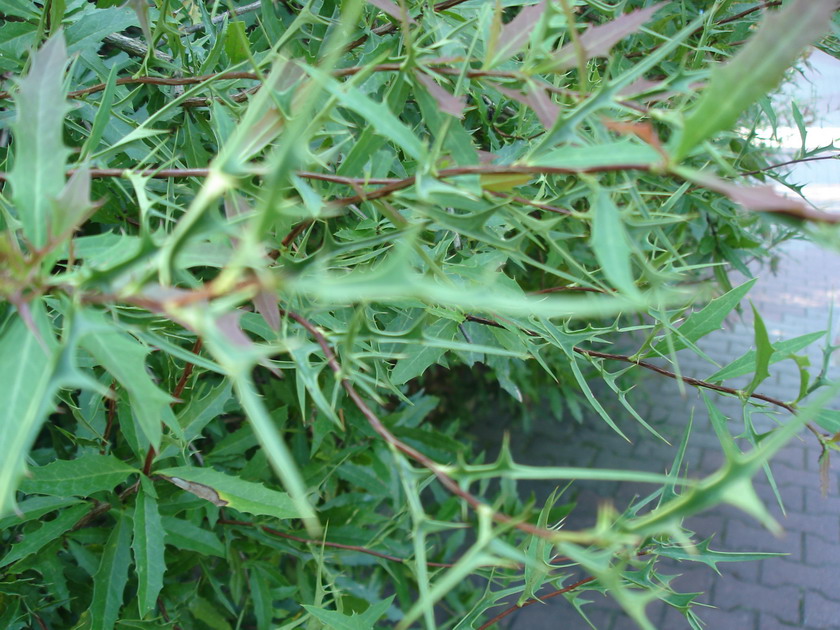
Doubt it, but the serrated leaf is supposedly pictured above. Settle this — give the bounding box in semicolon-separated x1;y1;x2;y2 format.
88;514;132;630
0;503;88;568
674;0;837;159
9;33;71;248
656;536;783;573
533;138;661;170
78;310;175;450
0;306;60;517
133;487;166;617
391;319;458;385
590;187;637;296
304;66;427;161
650;278;757;356
367;0;414;23
552;3;666;70
157;466;300;520
414;71;464;118
303;596;394;630
708;331;825;382
161;516;226;558
492;0;546;63
20;453;137;497
744;303;772;396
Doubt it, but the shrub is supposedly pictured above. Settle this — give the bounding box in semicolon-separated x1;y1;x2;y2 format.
1;0;839;628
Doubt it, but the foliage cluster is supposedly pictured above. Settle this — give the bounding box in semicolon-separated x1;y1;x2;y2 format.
2;0;840;628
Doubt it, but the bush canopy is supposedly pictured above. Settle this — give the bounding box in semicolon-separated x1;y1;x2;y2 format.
1;0;840;628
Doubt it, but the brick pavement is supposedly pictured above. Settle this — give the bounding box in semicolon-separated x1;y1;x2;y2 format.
473;240;840;629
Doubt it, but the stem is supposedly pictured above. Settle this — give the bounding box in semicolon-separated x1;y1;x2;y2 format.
476;576;597;630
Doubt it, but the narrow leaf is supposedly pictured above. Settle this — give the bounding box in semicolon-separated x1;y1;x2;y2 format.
20;453;137;497
414;71;464;118
0;306;59;517
367;0;415;24
493;0;546;62
88;514;132;630
745;303;772;396
707;331;825;382
156;466;301;520
9;33;71;248
552;3;665;70
590;187;637;296
0;503;88;568
650;278;757;356
133;487;166;617
674;0;838;159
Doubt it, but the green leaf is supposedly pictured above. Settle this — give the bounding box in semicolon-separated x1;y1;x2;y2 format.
224;20;250;64
9;33;71;248
391;319;459;385
88;514;132;630
590;186;638;296
156;466;300;520
78;310;175;450
656;536;783;573
532;139;660;170
20;453;137;497
744;303;772;396
133;486;166;617
161;516;226;558
0;503;88;568
649;279;757;356
674;0;837;160
0;307;60;517
303;596;394;630
303;66;427;161
707;331;825;382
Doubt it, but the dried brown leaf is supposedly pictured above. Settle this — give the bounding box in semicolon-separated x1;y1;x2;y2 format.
414;71;465;118
553;2;666;70
495;0;547;62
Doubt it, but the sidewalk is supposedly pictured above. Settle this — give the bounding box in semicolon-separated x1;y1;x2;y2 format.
476;239;840;629
474;44;840;627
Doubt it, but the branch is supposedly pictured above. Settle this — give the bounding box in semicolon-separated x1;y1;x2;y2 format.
715;1;783;26
103;33;173;63
476;576;597;630
737;153;840;178
218;518;457;567
281;309;563;541
463;314;825;439
181;0;263;34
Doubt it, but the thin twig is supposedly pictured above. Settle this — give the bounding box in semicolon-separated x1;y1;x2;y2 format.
476;576;597;630
281;309;562;541
181;0;263;34
218;518;457;567
715;1;782;26
103;33;173;62
737;153;840;178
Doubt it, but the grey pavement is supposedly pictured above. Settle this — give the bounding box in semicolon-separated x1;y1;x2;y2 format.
474;239;840;630
471;50;840;629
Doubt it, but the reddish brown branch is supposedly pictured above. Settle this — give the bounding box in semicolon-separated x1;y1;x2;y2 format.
477;576;597;630
218;518;456;567
737;154;840;178
281;309;561;541
715;1;782;26
573;347;796;412
143;337;204;477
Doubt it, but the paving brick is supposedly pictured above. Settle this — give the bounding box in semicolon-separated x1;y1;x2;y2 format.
803;590;840;629
760;559;840;600
780;512;840;543
712;576;801;624
693;605;758;630
804;533;840;567
758;613;807;629
805;488;840;516
724;518;795;556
